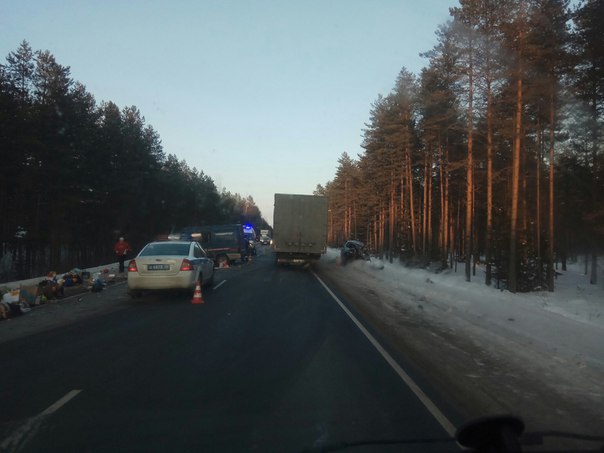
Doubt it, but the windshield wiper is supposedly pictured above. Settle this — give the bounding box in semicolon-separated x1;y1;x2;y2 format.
457;415;604;452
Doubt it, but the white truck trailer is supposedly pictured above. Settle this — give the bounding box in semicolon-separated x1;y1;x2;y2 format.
272;193;328;264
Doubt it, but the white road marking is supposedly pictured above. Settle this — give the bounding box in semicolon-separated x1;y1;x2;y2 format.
312;272;457;438
213;280;226;290
39;389;82;415
1;389;82;452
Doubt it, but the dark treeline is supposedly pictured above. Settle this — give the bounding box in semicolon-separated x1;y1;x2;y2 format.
0;40;268;281
317;0;603;292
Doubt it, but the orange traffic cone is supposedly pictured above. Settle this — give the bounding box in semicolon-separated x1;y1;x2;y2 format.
191;280;204;304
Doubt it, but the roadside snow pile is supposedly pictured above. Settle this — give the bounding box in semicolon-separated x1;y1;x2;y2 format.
537;265;604;327
322;247;604;424
324;248;603;329
323;247;604;374
321;248;604;435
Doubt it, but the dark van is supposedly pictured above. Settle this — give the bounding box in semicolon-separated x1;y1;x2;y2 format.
178;224;246;267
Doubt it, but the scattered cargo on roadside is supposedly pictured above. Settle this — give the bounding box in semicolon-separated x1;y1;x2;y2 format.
0;264;122;320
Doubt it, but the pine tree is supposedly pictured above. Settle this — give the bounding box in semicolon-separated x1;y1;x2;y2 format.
5;40;34;105
527;0;572;290
420;22;464;268
572;0;604;285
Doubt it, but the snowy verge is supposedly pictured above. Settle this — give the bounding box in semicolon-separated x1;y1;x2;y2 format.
323;248;603;330
319;248;604;429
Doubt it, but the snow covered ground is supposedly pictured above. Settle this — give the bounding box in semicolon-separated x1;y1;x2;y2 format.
324;248;603;330
318;248;604;437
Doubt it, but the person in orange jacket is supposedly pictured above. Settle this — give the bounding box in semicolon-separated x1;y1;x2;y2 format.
113;237;132;273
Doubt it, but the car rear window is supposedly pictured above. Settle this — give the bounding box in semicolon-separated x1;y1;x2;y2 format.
139;243;190;256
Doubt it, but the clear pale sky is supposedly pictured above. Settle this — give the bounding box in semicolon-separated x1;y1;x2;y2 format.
1;0;454;225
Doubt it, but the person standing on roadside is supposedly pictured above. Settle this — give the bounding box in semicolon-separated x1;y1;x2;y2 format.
113;237;132;273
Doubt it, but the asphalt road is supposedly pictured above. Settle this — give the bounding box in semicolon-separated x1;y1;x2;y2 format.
1;247;458;452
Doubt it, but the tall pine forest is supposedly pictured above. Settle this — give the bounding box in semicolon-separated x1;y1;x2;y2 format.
0;41;269;280
316;0;603;292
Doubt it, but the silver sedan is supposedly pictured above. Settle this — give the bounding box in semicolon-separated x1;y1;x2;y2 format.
127;241;214;298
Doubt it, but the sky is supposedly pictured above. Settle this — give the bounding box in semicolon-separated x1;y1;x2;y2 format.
1;0;454;225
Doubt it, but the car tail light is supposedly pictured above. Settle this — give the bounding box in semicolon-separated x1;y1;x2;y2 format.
128;260;138;272
180;259;194;271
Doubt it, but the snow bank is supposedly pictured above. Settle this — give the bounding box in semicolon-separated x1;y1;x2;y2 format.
322;247;604;376
320;248;604;432
324;248;603;329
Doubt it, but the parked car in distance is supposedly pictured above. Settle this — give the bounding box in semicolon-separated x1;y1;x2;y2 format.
127;241;214;298
340;240;370;265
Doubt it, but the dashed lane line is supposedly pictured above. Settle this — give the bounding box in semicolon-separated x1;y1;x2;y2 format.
213;280;226;290
1;389;82;452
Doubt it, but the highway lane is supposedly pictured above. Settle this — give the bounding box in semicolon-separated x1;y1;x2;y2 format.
1;248;459;452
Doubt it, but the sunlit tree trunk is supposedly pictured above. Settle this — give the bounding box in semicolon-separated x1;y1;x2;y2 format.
373;214;378;255
508;1;527;294
509;67;523;293
590;100;598;286
439;146;445;260
389;171;395;263
427;152;433;260
381;204;386;258
423;152;429;257
407;151;417;256
547;88;555;290
441;144;451;268
465;52;474;282
400;161;406;256
536;124;542;288
485;86;494;285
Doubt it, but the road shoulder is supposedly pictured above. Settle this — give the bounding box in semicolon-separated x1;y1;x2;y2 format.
315;257;604;449
0;281;129;345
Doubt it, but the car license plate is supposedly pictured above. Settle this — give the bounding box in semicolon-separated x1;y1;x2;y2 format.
147;264;170;271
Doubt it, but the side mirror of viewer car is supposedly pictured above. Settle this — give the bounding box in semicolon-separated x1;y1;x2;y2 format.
456;415;524;452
